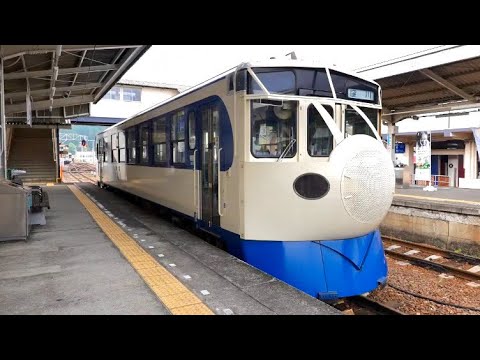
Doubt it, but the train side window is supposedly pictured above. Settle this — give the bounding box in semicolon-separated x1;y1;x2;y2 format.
251;100;297;158
126;127;137;164
188;112;196;150
103;137;110;163
344;106;379;139
97;138;103;161
152;117;167;164
111;133;118;163
307;105;334;157
171;110;186;164
139;123;150;165
118;131;126;163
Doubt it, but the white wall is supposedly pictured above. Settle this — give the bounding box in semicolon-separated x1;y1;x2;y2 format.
381;112;480;135
463;140;478;180
91;86;179;119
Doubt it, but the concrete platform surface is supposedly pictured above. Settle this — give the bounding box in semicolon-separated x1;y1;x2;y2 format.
394;186;480;215
0;184;340;315
396;186;480;202
0;186;168;315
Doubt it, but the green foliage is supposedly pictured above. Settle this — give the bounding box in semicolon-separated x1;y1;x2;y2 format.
60;125;109;151
68;143;77;155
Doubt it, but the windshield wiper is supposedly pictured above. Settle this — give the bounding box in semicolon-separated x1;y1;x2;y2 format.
277;139;296;162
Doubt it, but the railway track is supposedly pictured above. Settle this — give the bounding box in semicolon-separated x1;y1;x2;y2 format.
63;163;97;184
333;295;405;315
64;170;96;184
382;236;480;283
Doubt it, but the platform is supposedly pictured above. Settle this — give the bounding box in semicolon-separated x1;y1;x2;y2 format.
394;186;480;215
0;184;340;315
382;186;480;257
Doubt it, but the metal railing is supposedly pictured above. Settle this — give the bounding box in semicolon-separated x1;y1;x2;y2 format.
410;175;450;187
431;175;450;187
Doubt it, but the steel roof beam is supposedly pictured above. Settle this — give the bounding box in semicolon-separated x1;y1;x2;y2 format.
5;95;94;114
67;50;87;98
419;68;477;102
4;64;120;80
5;83;103;100
91;48;125;96
383;100;480;120
94;47;147;103
0;45;143;60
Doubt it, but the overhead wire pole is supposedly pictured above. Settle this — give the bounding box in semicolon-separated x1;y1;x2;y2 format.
0;57;6;179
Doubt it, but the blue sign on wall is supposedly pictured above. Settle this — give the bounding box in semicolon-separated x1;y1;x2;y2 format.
395;143;406;153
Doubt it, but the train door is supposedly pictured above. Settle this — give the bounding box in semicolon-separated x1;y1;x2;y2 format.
200;104;220;227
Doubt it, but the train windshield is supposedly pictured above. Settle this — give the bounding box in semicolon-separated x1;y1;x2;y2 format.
308;104;334;157
344;106;379;139
251;99;297;158
248;67;379;105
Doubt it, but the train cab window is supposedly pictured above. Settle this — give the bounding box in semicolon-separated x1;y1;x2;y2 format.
139;123;150;165
344;106;379;139
111;133;119;163
153;117;167;164
188;112;196;150
171;110;186;164
118;131;126;163
228;69;247;91
251;100;297;158
126;127;137;164
250;71;295;94
307;105;334;157
330;70;379;104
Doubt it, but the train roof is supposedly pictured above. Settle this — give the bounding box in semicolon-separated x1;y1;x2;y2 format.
98;59;380;135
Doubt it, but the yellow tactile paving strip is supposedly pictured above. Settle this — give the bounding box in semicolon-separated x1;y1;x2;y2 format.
68;185;214;315
395;193;480;206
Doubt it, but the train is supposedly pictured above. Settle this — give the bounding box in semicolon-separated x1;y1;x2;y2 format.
96;58;395;300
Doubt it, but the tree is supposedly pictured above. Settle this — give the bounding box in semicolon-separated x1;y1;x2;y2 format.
68;142;77;155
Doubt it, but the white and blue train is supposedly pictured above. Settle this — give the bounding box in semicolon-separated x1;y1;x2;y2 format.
96;58;395;300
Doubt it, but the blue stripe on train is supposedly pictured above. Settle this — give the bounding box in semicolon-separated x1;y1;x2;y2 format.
205;224;388;299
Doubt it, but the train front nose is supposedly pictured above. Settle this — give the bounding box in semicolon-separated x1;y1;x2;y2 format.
315;135;395;299
331;134;395;227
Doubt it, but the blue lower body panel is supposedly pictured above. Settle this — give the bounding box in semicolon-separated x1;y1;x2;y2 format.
216;228;388;300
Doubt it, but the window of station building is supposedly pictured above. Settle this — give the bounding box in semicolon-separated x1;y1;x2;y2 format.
118;131;126;163
307;105;334;157
139;123;150;165
344;106;379;139
111;133;119;163
123;87;142;102
105;86;120;100
171;110;186;164
251;99;297;158
126;127;137;164
152;117;167;164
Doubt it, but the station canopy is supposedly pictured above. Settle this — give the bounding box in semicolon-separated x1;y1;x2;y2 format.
357;45;480;123
0;45;150;127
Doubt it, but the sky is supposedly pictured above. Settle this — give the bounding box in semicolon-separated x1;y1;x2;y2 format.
123;45;441;87
122;45;480;134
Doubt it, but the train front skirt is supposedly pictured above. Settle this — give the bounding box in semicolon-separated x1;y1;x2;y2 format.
218;229;388;300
